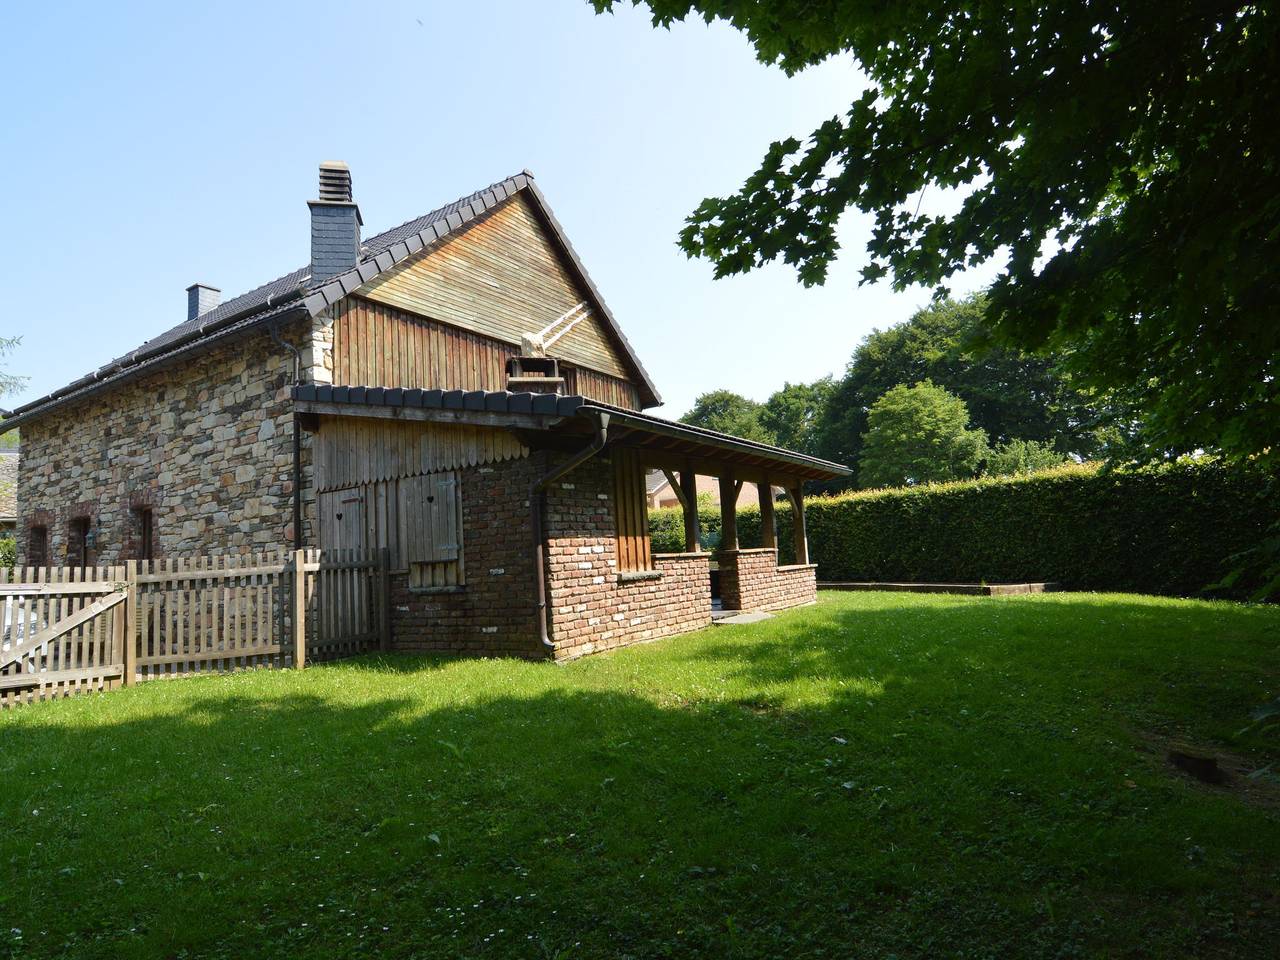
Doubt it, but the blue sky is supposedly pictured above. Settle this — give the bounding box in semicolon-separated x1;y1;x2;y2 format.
0;0;997;418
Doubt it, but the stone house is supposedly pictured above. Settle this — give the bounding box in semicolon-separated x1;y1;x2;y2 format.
3;164;848;660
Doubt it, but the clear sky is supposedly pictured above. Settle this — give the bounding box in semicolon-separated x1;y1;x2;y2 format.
0;0;998;418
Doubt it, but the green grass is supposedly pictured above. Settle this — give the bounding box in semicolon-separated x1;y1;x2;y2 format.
3;592;1279;959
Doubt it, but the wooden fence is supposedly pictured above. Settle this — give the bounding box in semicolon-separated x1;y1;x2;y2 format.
0;548;389;708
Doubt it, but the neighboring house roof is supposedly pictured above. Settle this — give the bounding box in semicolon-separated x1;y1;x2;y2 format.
0;449;17;522
292;384;851;482
646;470;671;496
2;171;660;432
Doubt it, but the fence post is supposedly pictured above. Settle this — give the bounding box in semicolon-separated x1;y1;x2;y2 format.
292;549;306;669
122;560;137;686
378;547;392;653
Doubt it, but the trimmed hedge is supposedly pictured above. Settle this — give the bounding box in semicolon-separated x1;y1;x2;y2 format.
649;462;1276;599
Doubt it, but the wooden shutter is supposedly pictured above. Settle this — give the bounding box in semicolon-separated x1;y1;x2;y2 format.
613;448;652;571
400;470;461;564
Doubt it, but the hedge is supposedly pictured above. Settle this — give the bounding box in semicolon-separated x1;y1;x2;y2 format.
648;462;1276;599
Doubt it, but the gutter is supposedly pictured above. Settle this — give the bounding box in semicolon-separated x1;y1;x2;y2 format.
529;410;610;656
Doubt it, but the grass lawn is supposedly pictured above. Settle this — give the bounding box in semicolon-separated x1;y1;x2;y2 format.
2;591;1279;959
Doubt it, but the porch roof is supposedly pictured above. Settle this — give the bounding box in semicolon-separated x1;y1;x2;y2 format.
291;384;851;483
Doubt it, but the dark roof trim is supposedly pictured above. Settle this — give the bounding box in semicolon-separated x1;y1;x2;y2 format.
1;301;306;433
301;173;661;408
578;403;852;478
291;385;851;480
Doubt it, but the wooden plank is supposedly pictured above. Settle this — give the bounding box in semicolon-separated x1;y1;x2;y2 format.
787;485;809;565
0;665;124;691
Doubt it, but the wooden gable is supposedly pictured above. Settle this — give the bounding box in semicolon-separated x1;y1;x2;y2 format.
356;193;632;381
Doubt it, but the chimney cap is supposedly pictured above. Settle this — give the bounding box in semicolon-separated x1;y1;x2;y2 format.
316;161;355;204
185;282;221;293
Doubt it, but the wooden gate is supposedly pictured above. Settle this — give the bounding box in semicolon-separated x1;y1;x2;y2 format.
0;565;128;707
0;548;390;708
296;548;390;664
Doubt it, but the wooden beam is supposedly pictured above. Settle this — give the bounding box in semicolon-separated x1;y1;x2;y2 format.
787;485;809;565
661;468;687;511
758;481;777;550
719;470;738;552
680;466;700;552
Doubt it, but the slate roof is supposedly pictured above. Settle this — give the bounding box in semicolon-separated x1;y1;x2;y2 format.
3;170;660;430
292;384;851;481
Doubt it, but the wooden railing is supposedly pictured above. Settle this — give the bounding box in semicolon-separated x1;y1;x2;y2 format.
0;548;390;708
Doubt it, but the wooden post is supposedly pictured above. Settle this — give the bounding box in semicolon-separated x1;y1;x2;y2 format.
377;547;392;653
758;481;777;551
680;468;700;552
788;485;809;565
122;560;137;686
292;548;307;669
719;471;738;552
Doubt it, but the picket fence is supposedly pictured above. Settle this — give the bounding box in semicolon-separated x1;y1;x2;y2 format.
0;548;389;708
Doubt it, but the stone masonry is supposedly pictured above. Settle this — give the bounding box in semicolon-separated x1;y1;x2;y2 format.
719;548;817;612
16;319;318;566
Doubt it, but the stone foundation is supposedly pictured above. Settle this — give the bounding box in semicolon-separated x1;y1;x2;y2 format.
719;548;816;612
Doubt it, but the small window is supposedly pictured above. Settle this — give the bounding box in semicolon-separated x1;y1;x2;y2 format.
613;448;652;572
134;507;154;561
68;516;91;569
27;524;48;568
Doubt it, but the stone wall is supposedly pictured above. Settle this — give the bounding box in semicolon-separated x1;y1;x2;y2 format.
720;548;817;612
543;455;712;661
16;319;318;566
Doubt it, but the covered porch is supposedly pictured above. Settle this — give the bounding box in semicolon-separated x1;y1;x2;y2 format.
570;405;850;614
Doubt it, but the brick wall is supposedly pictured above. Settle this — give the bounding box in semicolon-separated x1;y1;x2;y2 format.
389;450;713;661
543;455;712;661
389;455;543;657
17;319;318;566
720;548;817;612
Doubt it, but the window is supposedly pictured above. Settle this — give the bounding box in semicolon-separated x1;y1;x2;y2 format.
613;448;652;572
134;507;154;561
27;524;48;568
68;516;91;569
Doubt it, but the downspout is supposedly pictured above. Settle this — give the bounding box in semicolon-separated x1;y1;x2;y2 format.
268;321;305;548
530;411;610;657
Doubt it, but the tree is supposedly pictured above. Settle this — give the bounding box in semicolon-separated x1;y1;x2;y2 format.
597;1;1279;468
760;377;834;456
816;295;1134;481
679;389;772;442
858;381;988;488
984;438;1067;478
0;335;24;449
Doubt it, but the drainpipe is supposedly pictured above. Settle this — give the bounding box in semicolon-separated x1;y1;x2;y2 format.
268;321;305;548
530;412;610;657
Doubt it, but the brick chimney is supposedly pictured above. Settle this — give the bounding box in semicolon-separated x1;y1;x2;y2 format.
186;283;220;321
308;161;362;284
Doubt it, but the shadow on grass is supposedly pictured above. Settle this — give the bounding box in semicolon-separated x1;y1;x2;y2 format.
2;594;1279;959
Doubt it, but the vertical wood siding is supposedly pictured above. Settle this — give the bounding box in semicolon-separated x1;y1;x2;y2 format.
355;194;633;381
332;297;641;410
612;448;653;572
314;416;529;492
